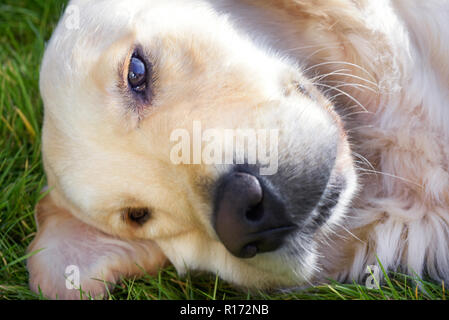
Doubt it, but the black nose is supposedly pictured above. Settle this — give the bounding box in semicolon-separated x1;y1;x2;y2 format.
213;171;296;258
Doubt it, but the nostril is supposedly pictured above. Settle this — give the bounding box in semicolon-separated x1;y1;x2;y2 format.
245;203;264;222
241;243;258;258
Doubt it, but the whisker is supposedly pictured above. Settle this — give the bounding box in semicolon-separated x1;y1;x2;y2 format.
351;151;376;172
322;78;378;91
304;61;376;82
314;83;369;112
305;45;344;61
310;68;352;82
320;72;379;88
322;82;378;95
339;110;374;121
339;224;364;243
357;168;423;189
344;125;375;134
285;42;344;52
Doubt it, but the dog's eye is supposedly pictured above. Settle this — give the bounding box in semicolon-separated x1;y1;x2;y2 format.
128;55;148;93
126;207;151;225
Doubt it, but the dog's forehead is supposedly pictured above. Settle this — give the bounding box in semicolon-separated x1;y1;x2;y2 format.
40;0;294;122
42;0;216;75
39;0;256;108
50;0;230;56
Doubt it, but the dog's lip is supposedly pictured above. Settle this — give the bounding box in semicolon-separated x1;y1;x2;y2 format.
315;174;346;214
287;172;347;230
247;224;297;236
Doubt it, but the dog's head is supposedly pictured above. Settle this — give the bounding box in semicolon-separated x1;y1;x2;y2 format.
38;0;357;289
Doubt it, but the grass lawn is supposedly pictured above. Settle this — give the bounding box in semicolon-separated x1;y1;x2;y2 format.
0;0;446;300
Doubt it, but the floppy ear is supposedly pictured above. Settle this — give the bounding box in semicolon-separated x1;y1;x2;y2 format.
27;193;167;300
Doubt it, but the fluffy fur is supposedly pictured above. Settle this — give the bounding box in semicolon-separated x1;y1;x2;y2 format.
27;0;449;299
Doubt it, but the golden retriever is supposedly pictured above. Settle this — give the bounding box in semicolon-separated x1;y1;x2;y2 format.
27;0;449;299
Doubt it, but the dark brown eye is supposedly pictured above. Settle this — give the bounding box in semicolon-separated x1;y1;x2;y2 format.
128;55;147;93
126;207;151;225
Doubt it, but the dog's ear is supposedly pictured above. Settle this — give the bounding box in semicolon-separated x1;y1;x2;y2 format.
27;193;167;300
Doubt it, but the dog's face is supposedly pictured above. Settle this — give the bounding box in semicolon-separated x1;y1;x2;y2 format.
39;0;357;288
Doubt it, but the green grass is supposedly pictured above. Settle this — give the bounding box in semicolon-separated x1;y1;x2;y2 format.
0;0;446;300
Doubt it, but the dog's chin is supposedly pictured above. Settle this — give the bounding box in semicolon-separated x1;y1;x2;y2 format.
254;172;357;287
160;190;353;291
213;170;355;289
212;229;323;289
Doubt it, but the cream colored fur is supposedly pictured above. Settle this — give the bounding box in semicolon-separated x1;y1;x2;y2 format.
27;0;449;299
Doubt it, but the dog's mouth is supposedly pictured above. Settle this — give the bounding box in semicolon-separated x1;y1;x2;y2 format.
212;163;347;259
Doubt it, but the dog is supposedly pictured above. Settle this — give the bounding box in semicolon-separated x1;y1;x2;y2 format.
27;0;449;299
